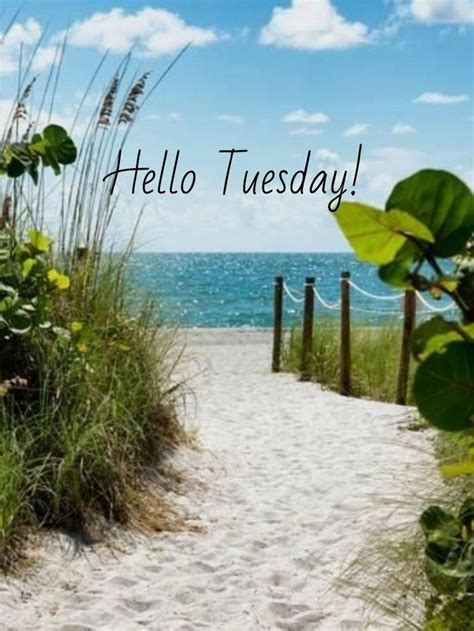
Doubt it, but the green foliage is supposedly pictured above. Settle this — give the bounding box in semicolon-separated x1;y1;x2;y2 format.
285;322;408;403
334;203;434;265
0;258;183;567
411;316;474;361
414;342;474;432
334;168;474;628
420;500;474;594
0;110;183;571
0;125;77;184
335;169;474;432
0;229;70;344
386;170;474;258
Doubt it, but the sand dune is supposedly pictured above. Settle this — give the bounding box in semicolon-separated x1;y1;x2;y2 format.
0;329;432;630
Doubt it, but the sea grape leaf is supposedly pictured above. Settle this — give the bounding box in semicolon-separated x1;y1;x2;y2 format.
47;268;70;290
335;203;434;265
411;316;474;360
7;309;32;335
379;259;411;288
386;169;474;258
42;125;77;166
414;341;474;431
28;229;52;253
420;505;457;534
22;257;38;278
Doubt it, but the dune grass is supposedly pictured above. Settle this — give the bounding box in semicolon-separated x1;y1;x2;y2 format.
340;431;474;630
284;320;413;404
0;252;185;569
0;37;189;569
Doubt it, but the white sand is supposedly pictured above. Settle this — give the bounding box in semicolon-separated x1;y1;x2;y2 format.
0;329;433;630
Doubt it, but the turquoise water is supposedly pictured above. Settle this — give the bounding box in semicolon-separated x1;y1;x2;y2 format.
126;253;451;328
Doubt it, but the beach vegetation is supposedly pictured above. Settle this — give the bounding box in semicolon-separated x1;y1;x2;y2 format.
334;168;473;629
0;46;186;569
284;322;409;403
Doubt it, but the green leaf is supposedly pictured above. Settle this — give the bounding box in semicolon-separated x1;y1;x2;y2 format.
0;282;16;297
47;268;70;290
70;321;83;334
414;341;474;431
22;257;38;278
420;505;457;534
28;229;52;252
386;169;474;258
335;203;434;265
412;316;474;360
379;262;410;288
441;461;474;477
7;309;32;335
6;157;26;178
42;125;77;166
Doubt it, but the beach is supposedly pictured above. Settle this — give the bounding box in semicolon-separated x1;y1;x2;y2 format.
0;329;433;630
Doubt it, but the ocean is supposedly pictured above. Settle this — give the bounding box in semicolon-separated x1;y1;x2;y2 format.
126;252;453;328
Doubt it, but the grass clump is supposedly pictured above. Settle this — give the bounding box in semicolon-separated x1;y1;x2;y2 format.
340;424;474;630
0;253;184;569
284;320;412;403
0;34;189;569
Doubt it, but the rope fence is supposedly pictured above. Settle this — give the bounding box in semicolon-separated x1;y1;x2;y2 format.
281;280;456;317
271;271;458;405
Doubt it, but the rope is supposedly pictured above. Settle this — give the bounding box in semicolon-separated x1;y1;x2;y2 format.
312;286;341;310
415;291;456;313
283;282;305;303
280;278;457;316
347;279;404;301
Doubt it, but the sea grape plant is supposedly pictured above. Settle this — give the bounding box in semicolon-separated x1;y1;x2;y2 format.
0;125;76;389
334;169;474;434
420;500;474;597
334;168;473;626
0;124;77;184
0;228;70;342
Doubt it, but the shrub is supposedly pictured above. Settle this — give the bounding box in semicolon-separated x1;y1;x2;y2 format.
335;169;473;629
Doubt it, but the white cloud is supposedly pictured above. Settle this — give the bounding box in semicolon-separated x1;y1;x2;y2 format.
316;148;340;162
217;114;245;125
260;0;369;51
392;123;417;134
410;0;474;24
282;109;329;124
64;7;224;56
414;91;470;104
290;127;323;136
146;111;182;121
359;146;427;202
344;123;369;136
0;18;58;75
0;98;88;139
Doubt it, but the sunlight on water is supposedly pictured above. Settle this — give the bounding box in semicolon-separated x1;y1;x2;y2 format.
126;253;453;328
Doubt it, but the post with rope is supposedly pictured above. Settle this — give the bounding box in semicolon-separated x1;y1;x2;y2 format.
300;277;315;381
396;289;416;405
272;276;284;373
340;271;351;396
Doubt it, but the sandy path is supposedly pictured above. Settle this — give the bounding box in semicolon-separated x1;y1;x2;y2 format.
0;329;431;630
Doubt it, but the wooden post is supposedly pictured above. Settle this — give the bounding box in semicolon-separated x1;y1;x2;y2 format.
396;289;416;405
272;276;284;373
300;277;315;381
340;271;351;396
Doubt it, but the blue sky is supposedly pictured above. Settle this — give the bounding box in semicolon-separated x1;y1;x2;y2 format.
1;0;473;251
